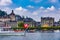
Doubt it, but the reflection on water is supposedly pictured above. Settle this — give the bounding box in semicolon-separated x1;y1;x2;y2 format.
0;32;60;40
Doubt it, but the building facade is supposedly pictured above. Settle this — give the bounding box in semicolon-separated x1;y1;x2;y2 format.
41;17;54;27
24;17;36;27
0;10;17;28
0;10;16;22
6;21;18;28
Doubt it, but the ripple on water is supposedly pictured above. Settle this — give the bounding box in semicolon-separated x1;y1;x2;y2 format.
0;32;60;40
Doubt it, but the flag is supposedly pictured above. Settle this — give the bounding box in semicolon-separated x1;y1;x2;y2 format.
24;24;29;29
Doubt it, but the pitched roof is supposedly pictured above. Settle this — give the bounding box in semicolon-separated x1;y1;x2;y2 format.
9;10;15;15
24;17;35;22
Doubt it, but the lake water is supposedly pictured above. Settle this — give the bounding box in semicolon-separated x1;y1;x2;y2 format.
0;32;60;40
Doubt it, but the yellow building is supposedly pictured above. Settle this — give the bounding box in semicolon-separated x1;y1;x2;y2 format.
41;17;54;27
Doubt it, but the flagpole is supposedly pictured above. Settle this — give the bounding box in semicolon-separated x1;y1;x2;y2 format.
24;27;28;36
24;24;29;36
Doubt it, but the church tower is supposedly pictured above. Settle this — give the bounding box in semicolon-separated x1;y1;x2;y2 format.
9;10;16;21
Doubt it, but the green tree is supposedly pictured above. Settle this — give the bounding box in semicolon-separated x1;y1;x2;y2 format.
0;10;7;16
18;22;24;28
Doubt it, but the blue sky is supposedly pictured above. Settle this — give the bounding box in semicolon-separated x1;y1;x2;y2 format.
0;0;60;22
12;0;60;8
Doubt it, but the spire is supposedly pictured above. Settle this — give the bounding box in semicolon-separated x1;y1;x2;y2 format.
12;10;14;13
10;10;15;15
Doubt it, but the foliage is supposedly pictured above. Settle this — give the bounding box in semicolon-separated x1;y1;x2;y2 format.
0;10;7;16
11;26;60;30
18;21;24;28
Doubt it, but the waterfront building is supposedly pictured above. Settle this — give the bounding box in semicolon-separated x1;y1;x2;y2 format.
0;10;16;22
0;16;10;22
54;22;59;26
0;21;5;27
0;21;18;28
6;21;18;28
41;17;54;27
24;17;36;27
35;22;41;27
0;10;17;28
9;10;16;21
15;15;22;21
57;19;60;26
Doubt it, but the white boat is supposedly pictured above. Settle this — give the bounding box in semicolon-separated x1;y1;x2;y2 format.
54;30;60;32
0;28;25;36
0;31;25;36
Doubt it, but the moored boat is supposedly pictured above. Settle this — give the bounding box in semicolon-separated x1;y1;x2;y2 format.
0;31;25;36
54;30;60;32
0;28;25;36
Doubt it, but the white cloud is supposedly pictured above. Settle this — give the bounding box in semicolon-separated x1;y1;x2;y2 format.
49;0;58;3
14;7;31;16
32;12;38;15
47;6;55;11
15;7;27;11
0;7;12;14
27;5;34;8
30;0;42;3
0;0;12;6
39;6;45;9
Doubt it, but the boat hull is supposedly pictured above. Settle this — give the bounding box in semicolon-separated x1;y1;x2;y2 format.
0;31;25;36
